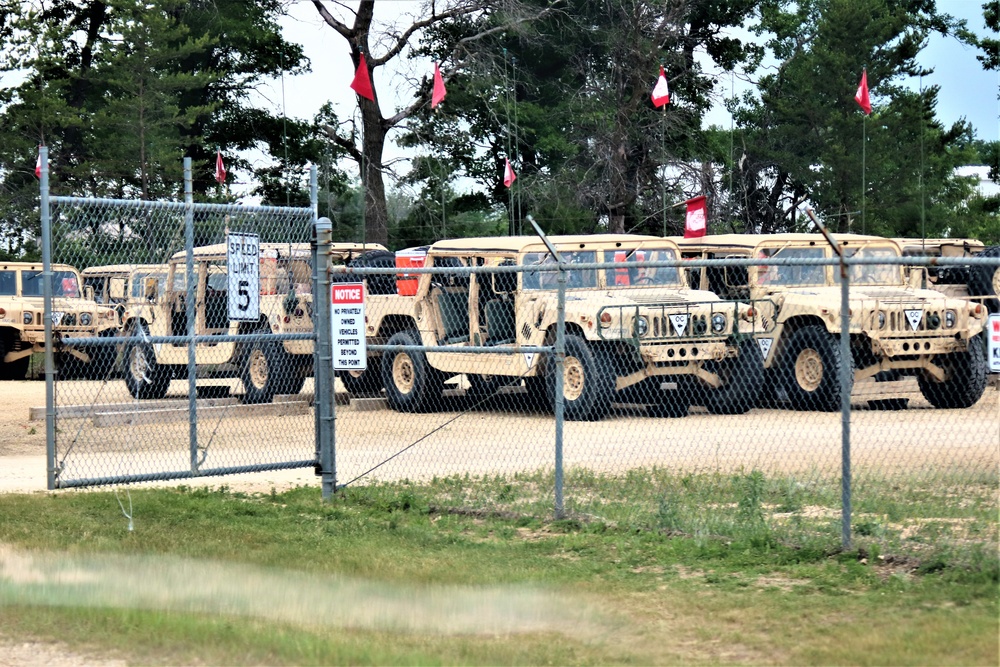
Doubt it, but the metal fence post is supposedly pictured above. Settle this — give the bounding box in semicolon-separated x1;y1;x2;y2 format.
554;265;566;520
184;158;198;474
840;259;852;549
313;217;335;499
41;146;56;491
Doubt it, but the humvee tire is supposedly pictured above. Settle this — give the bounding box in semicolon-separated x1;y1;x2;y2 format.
701;338;764;415
382;329;444;412
338;367;382;396
123;325;171;399
546;334;615;421
967;246;1000;314
917;334;988;409
780;325;851;412
241;332;288;404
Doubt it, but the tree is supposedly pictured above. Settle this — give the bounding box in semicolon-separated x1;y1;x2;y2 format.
727;0;981;235
400;0;763;237
310;0;558;246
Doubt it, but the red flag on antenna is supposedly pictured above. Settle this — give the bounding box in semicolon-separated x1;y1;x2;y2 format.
34;147;42;179
651;66;670;108
431;62;447;108
684;196;707;238
215;150;226;184
503;158;516;188
350;53;375;102
855;69;871;115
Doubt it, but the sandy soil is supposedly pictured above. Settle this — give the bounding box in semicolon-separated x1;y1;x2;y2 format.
1;378;998;494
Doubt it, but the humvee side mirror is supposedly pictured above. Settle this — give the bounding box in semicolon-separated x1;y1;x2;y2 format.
145;277;159;301
83;285;95;301
908;266;925;289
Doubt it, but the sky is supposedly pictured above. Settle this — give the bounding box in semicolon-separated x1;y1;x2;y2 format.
250;0;998;188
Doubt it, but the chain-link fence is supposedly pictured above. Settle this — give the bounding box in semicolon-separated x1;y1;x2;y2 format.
40;156;322;487
327;232;999;560
30;151;998;560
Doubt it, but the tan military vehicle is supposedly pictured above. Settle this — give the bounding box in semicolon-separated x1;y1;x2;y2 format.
675;234;989;411
0;261;118;379
893;238;1000;314
363;235;767;420
122;241;384;402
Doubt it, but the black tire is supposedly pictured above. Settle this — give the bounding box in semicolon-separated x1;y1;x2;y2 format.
917;334;988;409
699;339;765;415
5;355;29;381
241;334;288;404
779;325;851;412
546;334;615;421
381;329;443;412
342;250;398;296
967;246;1000;314
123;325;170;399
467;373;511;397
338;365;382;396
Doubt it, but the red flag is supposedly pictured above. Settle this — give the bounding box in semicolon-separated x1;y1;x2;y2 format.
683;196;707;238
855;69;871;115
215;150;226;184
651;66;670;108
350;53;375;102
431;62;447;108
34;148;42;179
503;158;516;188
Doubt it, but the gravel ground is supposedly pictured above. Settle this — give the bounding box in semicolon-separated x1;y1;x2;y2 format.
1;378;998;494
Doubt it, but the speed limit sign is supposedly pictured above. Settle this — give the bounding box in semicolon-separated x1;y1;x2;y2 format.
227;232;260;321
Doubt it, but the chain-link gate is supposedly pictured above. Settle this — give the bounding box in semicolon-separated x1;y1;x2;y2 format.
41;155;322;488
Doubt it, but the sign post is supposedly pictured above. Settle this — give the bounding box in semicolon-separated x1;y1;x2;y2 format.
227;232;260;321
331;282;366;371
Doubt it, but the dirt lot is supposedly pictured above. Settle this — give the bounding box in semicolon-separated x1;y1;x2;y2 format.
1;378;998;494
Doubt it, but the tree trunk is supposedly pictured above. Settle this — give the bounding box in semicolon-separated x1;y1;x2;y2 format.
361;110;389;246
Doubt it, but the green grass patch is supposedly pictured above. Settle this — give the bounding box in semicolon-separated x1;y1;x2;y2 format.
0;470;996;665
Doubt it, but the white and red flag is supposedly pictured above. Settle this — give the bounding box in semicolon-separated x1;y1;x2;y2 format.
651;66;670;108
215;150;226;184
431;62;447;108
350;53;375;102
34;147;42;179
683;195;707;238
855;69;871;115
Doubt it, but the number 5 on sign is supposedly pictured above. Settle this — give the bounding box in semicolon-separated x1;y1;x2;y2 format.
227;232;260;321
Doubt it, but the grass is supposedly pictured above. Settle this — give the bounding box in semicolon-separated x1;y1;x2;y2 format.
0;470;996;665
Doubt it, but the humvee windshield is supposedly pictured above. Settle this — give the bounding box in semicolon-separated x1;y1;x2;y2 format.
837;246;904;286
0;271;14;295
755;247;825;286
605;247;682;287
22;270;80;297
522;251;597;290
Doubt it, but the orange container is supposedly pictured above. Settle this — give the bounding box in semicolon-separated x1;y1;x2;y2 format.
395;248;427;296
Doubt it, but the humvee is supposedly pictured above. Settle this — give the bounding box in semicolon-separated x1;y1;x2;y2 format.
893;238;1000;314
675;234;989;411
121;241;384;402
0;262;118;379
363;235;767;420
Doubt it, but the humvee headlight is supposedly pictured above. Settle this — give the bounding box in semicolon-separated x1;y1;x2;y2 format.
711;313;726;333
877;311;886;329
634;316;649;337
927;312;940;329
944;310;956;328
80;313;92;326
23;312;33;324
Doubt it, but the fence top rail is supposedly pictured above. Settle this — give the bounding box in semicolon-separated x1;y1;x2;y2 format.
49;196;313;218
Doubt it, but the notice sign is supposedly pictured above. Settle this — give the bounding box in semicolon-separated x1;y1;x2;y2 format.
331;282;366;371
227;232;260;321
988;314;1000;374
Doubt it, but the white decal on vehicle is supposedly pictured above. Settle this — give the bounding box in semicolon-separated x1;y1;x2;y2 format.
523;352;536;369
669;313;689;336
904;309;923;331
757;338;773;360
